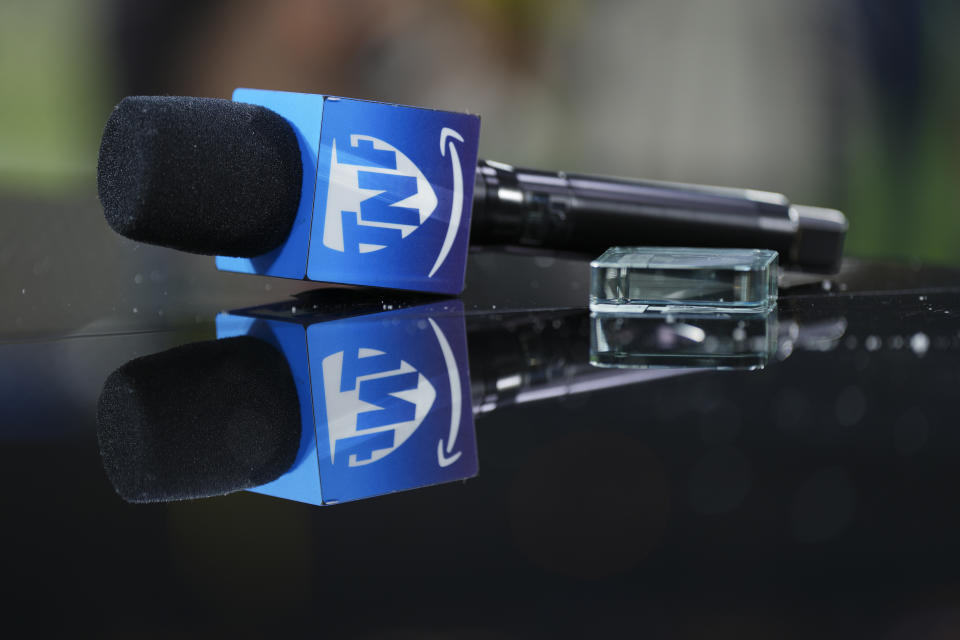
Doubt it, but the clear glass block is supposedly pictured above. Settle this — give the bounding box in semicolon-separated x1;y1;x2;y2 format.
590;247;778;314
590;309;777;371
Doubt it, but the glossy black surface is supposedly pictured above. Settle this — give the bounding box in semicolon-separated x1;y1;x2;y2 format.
3;248;960;636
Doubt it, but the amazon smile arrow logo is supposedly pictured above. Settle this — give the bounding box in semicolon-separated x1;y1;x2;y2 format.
430;128;466;278
428;317;464;467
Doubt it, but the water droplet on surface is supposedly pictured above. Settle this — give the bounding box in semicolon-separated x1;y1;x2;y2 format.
865;335;881;351
132;307;138;314
821;280;832;291
910;332;930;357
133;273;143;285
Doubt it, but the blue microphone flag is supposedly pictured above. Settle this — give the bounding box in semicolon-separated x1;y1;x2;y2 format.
217;89;481;295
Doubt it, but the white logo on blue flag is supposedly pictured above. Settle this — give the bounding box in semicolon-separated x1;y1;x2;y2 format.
323;135;438;255
321;130;465;278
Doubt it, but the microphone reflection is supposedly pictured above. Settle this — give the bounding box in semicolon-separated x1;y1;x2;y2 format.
97;290;846;507
217;296;477;506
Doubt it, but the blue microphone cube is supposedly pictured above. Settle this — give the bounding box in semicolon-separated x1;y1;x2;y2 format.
216;89;482;295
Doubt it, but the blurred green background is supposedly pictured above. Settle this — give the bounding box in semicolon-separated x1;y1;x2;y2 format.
1;0;958;333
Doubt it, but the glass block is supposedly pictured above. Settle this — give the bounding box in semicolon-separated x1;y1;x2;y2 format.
591;309;777;371
590;247;778;314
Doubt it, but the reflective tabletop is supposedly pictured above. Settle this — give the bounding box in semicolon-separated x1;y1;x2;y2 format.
4;238;960;636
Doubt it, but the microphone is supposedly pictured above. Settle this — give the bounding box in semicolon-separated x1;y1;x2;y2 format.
97;90;847;295
98;96;303;258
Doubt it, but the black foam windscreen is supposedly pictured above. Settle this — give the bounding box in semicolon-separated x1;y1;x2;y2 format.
97;336;302;503
97;96;303;257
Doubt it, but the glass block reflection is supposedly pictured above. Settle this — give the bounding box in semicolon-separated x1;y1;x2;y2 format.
591;309;777;371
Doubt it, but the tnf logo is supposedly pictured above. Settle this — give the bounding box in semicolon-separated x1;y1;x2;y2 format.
322;130;466;278
320;319;465;468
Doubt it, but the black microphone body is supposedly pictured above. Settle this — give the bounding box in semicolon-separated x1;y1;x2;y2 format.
472;161;846;273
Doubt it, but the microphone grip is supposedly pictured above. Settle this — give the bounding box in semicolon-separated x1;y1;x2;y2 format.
471;160;845;273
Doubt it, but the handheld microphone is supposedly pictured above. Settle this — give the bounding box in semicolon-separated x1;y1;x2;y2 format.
97;90;847;295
